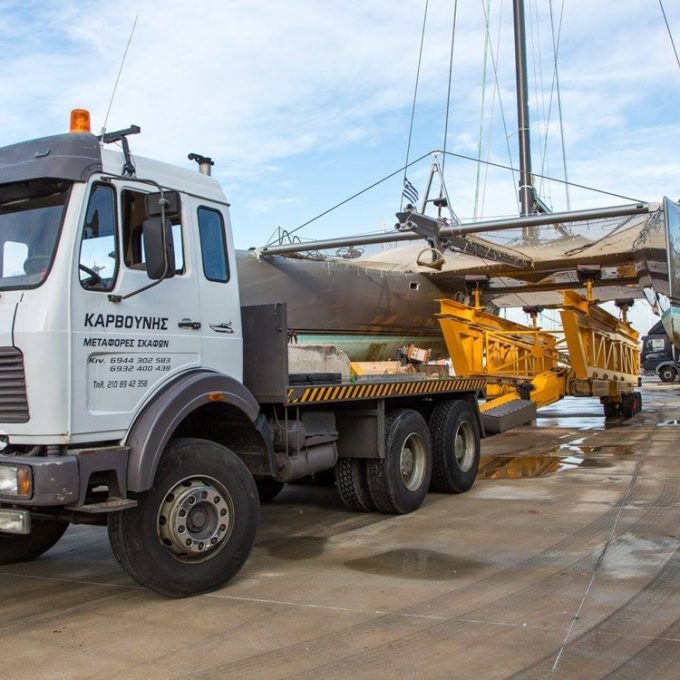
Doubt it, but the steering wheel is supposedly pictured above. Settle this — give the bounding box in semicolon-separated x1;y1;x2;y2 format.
79;263;103;285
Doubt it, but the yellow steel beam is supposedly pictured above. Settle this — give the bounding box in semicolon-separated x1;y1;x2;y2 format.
436;292;639;414
478;391;522;413
559;290;640;384
437;298;564;380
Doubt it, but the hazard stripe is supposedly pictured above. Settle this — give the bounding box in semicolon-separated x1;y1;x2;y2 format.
286;376;487;403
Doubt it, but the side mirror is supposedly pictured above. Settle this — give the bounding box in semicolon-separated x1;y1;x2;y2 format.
142;217;176;280
145;191;181;218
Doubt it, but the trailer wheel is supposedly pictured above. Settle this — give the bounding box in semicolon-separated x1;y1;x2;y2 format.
336;458;375;512
366;409;432;515
108;438;259;598
634;391;642;413
255;477;284;503
659;366;677;383
621;393;634;419
0;519;68;565
429;400;480;493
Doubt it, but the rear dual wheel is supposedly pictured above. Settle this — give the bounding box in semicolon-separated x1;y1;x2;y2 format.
337;409;433;515
429;400;480;493
108;438;259;598
366;409;432;515
338;403;481;514
336;458;375;512
621;391;643;419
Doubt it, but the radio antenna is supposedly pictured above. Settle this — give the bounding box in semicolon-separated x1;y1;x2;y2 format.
101;15;138;136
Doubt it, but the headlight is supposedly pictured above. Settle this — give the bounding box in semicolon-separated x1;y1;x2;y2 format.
0;466;32;497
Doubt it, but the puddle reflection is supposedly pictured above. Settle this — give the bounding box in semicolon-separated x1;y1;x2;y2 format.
344;549;483;580
477;443;633;480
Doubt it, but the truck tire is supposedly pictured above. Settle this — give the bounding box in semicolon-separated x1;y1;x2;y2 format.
366;409;432;515
336;458;375;512
429;400;480;493
659;366;677;383
108;438;259;598
634;391;642;413
621;393;634;419
0;519;68;565
602;400;618;419
255;477;284;503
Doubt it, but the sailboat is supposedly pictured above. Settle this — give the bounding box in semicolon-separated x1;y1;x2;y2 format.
238;0;678;357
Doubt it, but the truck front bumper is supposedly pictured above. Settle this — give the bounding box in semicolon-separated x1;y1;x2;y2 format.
0;447;129;508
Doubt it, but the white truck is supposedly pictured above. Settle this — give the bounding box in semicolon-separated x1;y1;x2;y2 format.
0;112;484;596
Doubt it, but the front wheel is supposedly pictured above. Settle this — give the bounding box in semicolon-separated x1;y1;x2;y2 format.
0;518;68;565
108;438;259;598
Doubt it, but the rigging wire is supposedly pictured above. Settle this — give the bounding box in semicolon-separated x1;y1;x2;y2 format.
274;147;643;243
528;0;549;202
658;0;680;70
480;0;506;218
441;149;644;203
537;0;568;207
401;0;430;211
268;150;434;244
440;0;459;179
550;0;570;209
480;0;519;211
473;0;492;220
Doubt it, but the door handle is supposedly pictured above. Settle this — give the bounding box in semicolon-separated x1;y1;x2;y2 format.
178;318;201;330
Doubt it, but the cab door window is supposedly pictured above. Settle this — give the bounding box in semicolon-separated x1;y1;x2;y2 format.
122;189;185;273
197;207;229;282
79;183;118;290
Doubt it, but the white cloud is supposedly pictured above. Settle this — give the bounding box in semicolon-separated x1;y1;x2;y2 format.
0;0;678;247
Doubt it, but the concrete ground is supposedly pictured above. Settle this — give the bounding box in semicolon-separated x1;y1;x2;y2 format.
2;380;679;679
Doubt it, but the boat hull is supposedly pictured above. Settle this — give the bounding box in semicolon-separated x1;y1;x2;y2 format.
236;251;447;360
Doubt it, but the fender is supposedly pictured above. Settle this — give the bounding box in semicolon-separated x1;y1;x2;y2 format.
125;370;273;492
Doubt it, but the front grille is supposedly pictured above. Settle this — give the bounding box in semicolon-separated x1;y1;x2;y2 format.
0;348;29;423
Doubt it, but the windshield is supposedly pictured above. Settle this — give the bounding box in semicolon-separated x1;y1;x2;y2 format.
0;179;71;290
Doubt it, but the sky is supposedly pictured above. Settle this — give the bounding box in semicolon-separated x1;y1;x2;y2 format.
1;0;679;333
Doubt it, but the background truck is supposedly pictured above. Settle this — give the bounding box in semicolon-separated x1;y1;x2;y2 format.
641;320;680;382
0;112;484;597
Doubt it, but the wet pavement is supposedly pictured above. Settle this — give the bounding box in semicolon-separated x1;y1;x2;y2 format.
2;379;680;679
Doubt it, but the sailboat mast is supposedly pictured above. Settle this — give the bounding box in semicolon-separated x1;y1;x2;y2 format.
512;0;534;219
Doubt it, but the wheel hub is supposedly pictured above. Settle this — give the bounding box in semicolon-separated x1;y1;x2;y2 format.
399;433;426;490
400;448;415;480
158;478;231;559
454;423;474;471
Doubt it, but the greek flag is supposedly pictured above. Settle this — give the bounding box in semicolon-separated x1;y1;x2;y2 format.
402;177;419;205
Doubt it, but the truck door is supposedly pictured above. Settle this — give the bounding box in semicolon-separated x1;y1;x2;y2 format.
71;182;202;441
185;198;243;382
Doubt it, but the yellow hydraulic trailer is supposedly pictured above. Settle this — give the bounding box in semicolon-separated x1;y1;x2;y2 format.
436;282;642;428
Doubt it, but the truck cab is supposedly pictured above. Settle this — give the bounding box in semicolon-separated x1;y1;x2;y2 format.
641;320;679;382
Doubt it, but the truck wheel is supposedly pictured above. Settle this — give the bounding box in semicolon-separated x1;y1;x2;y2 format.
429;400;480;493
659;366;677;383
255;477;284;503
366;409;432;515
336;458;375;512
0;519;68;565
108;438;259;598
